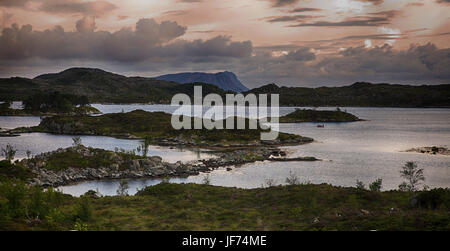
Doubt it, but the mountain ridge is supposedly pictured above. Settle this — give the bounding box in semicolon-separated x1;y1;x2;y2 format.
1;68;449;107
156;71;249;92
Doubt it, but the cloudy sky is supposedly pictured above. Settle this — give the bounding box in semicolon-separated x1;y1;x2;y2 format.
0;0;449;87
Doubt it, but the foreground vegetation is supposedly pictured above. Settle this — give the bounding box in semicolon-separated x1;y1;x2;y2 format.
1;144;448;231
279;108;361;123
0;182;448;231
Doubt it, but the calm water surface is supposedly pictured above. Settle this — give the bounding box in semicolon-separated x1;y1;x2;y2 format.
1;105;449;195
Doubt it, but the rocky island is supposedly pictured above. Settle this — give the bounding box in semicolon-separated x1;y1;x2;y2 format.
406;146;450;156
279;108;362;123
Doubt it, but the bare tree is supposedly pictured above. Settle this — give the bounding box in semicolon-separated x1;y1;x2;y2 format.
72;137;82;147
202;174;211;185
399;162;425;192
286;171;300;185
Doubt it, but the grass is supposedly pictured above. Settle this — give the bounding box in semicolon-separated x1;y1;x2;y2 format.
84;184;450;231
42;149;115;171
1;183;448;231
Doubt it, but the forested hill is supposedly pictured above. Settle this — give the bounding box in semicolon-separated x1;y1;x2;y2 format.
245;82;450;107
0;68;231;103
1;68;449;107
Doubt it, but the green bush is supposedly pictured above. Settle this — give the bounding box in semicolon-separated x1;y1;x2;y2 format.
417;189;450;210
75;196;93;222
369;179;383;192
0;181;27;218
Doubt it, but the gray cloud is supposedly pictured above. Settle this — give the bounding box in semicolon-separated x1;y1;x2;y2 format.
235;43;450;87
0;0;117;16
270;0;300;7
0;0;29;7
289;8;323;13
266;15;321;23
39;0;117;16
290;16;390;27
0;11;13;30
268;10;396;27
0;18;252;63
355;0;384;5
76;16;96;33
285;47;316;61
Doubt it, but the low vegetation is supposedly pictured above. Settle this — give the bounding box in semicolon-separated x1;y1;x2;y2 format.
0;155;448;231
279;108;361;123
0;182;448;231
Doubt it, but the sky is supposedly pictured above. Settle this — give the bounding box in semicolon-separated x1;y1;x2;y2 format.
0;0;449;88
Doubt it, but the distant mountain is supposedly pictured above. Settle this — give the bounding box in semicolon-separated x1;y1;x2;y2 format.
156;71;249;92
0;68;231;103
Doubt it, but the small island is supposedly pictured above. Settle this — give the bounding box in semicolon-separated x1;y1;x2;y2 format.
0;92;101;116
279;108;362;123
406;146;450;156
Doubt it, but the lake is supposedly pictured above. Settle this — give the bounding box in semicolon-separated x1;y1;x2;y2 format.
1;105;449;196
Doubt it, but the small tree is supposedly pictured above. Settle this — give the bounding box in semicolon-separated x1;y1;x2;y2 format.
116;180;129;196
202;175;211;185
356;180;366;190
76;196;93;221
1;143;17;162
26;150;32;159
286;171;300;185
141;140;150;157
369;179;383;192
72;137;82;148
399;162;425;192
136;145;142;155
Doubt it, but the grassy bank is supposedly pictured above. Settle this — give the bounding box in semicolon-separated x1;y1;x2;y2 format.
0;182;448;231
